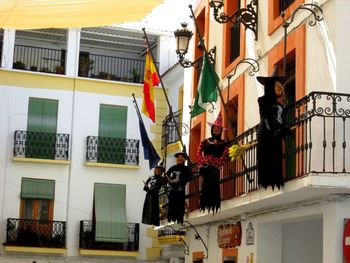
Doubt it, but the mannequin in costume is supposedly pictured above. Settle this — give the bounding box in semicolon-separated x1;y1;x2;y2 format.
166;152;191;224
196;111;229;213
257;76;286;190
142;165;164;226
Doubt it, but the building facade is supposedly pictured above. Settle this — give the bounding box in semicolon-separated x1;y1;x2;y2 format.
169;0;350;263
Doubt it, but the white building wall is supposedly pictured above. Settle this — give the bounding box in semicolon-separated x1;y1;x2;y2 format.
0;83;160;261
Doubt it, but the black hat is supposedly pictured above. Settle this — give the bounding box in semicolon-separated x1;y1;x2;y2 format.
257;76;286;86
174;152;186;158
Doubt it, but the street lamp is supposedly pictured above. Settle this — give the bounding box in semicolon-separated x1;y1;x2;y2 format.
209;0;258;40
174;22;216;68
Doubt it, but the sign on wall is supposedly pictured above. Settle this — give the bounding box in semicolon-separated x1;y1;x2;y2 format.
246;222;254;245
218;222;242;248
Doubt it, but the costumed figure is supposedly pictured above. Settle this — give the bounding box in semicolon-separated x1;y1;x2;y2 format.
197;111;229;213
256;76;286;190
142;165;164;226
166;152;191;224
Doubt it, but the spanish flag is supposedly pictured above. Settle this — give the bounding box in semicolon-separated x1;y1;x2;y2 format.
142;51;160;123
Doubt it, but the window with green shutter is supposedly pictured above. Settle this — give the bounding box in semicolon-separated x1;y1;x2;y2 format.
26;98;58;159
94;183;128;243
97;104;127;164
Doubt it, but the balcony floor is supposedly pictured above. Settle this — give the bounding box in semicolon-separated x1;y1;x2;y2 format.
187;173;350;225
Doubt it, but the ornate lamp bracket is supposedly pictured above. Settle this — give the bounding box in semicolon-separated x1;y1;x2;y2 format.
210;0;258;40
227;58;260;78
281;3;323;76
179;46;216;69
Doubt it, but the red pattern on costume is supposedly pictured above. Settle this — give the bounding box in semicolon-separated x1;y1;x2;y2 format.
196;140;229;169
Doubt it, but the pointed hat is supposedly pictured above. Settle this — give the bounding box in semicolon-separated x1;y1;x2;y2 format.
207;111;225;129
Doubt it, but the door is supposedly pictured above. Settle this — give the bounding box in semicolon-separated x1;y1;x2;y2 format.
98;104;127;164
26;98;58;159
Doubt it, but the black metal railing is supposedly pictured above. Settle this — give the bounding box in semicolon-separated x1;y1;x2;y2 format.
161;110;182;149
79;53;159;83
187;91;350;212
5;218;66;248
86;136;139;165
79;221;139;251
13;130;70;160
13;44;66;74
158;228;186;237
279;0;296;12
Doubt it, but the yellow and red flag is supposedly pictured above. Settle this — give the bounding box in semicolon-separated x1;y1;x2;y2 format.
142;51;160;123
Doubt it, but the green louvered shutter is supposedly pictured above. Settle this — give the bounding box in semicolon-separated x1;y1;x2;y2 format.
21;178;55;200
94;183;128;242
98;105;127;163
26;98;58;159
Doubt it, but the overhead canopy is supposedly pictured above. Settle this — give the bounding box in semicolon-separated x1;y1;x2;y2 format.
0;0;163;30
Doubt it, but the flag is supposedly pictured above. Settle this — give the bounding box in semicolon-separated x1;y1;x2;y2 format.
142;51;160;123
191;54;219;118
138;118;161;170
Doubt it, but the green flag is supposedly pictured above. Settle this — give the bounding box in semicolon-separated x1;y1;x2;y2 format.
191;54;219;118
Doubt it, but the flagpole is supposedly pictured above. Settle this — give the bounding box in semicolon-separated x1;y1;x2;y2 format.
188;5;231;135
142;28;188;158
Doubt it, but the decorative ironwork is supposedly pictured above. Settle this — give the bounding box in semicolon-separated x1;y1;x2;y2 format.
79;221;139;251
161;110;188;149
209;0;259;40
186;91;350;212
281;3;323;75
13;130;69;160
86;136;139;165
178;46;216;69
160;220;208;258
5;218;66;248
227;58;260;78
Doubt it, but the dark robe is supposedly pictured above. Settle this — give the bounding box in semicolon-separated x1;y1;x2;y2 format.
166;164;191;224
197;130;228;213
142;174;163;226
257;88;286;190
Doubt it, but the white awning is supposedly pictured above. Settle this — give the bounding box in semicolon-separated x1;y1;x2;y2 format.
0;0;163;29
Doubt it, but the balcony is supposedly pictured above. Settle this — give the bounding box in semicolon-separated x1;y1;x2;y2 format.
161;110;183;150
79;220;139;257
13;130;70;164
4;218;66;254
158;228;186;245
86;136;139;168
187;91;350;213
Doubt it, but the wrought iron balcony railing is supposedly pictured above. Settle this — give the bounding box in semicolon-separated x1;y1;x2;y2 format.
187;91;350;212
13;130;70;160
79;221;139;251
86;136;139;165
11;44;159;85
161;110;187;150
13;44;66;75
5;218;66;248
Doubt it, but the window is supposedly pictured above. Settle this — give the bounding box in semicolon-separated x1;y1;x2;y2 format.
193;252;204;263
93;183;128;242
268;0;304;35
26;98;58;159
222;0;245;77
20;178;55;221
98;104;127;164
222;248;238;263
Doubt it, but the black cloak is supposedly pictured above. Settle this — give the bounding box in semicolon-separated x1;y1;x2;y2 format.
257;76;286;190
142;174;163;226
166;163;191;224
197;127;228;213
